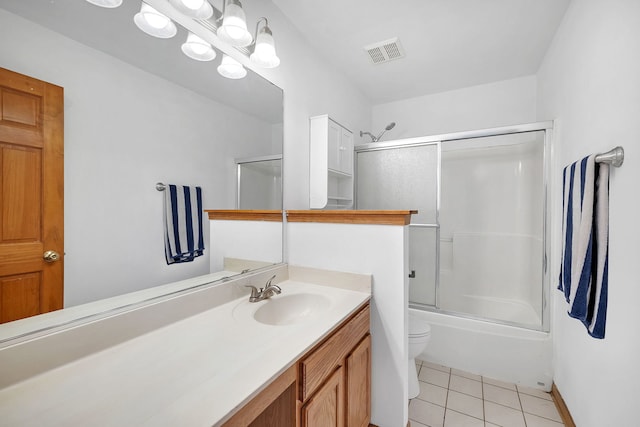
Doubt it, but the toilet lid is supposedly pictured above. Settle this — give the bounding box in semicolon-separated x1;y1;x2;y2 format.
409;315;431;337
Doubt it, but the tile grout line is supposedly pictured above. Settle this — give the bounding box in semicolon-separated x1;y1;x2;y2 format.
445;407;485;423
480;374;486;422
443;367;451;426
519;390;565;425
517;386;528;427
416;363;562;427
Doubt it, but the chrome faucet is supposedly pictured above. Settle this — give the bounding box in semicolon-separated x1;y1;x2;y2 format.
245;275;281;302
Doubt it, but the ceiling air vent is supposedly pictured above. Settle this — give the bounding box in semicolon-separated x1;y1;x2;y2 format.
364;37;405;64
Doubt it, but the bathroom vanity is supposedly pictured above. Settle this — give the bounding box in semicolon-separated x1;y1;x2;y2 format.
224;302;371;427
0;266;371;427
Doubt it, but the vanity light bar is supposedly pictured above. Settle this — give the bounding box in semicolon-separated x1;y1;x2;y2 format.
85;0;123;8
86;0;280;79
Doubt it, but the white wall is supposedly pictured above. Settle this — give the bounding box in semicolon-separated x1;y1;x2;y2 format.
537;0;640;425
370;75;537;142
0;10;276;306
288;222;409;427
210;220;282;272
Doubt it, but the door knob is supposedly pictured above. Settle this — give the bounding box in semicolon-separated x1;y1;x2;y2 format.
43;250;60;262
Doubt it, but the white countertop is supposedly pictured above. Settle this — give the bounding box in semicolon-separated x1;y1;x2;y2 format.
0;280;370;426
0;270;240;345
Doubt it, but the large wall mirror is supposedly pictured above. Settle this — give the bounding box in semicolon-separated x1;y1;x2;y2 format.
0;0;283;341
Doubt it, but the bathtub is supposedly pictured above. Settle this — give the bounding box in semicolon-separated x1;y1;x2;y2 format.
411;307;553;391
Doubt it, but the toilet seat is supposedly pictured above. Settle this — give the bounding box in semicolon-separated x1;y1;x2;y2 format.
409;315;431;338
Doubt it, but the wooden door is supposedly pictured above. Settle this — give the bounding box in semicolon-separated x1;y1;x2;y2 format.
346;335;371;427
0;67;64;324
301;366;345;427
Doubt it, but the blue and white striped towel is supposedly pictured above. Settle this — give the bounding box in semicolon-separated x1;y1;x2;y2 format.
163;184;205;264
559;155;609;338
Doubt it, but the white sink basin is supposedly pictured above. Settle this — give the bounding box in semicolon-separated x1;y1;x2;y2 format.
237;293;331;326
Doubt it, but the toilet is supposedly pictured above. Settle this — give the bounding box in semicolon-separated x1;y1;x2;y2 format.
408;314;431;399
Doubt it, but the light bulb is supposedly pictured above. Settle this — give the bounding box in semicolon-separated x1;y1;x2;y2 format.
182;33;216;62
85;0;122;8
250;27;280;68
134;3;177;39
182;0;204;9
217;54;247;79
168;0;213;19
145;12;169;29
217;0;252;47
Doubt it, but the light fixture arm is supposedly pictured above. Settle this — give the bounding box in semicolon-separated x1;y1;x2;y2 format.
219;0;226;21
252;17;269;47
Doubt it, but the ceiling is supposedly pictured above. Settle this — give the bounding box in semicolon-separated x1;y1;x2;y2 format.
272;0;571;104
2;0;571;111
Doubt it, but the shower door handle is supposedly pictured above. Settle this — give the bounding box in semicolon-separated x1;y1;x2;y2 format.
408;270;416;278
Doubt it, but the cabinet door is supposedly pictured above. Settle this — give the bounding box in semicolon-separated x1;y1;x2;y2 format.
346;335;371;427
301;366;345;427
327;120;341;172
339;127;354;175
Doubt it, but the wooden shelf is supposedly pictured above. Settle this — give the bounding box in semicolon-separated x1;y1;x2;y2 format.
328;169;352;178
286;210;417;226
205;210;283;222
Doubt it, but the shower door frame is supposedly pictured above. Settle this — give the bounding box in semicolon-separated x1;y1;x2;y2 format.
235;154;283;209
354;121;553;332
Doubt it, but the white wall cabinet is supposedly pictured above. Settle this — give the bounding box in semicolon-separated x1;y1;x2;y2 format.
310;115;354;209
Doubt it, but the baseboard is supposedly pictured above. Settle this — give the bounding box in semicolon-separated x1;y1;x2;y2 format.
551;383;576;427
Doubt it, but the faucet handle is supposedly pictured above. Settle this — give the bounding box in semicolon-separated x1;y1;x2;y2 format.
245;285;260;298
265;275;281;292
265;275;277;287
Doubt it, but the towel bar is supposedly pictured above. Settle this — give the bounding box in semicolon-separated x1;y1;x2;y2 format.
595;146;624;167
156;182;166;191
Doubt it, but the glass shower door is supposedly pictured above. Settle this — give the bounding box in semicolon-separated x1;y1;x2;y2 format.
356;143;440;307
355;125;549;331
439;132;545;328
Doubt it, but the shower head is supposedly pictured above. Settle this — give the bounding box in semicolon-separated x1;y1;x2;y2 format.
359;130;376;141
360;122;397;143
374;122;396;142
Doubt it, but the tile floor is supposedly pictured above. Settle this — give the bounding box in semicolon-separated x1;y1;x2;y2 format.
409;360;564;427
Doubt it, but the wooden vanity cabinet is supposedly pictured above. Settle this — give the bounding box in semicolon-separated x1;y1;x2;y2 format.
300;366;345;427
224;303;370;427
299;304;371;427
346;335;371;427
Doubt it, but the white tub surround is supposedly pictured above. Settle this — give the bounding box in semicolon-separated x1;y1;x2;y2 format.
413;308;553;390
287;210;413;427
207;210;283;273
0;266;370;426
